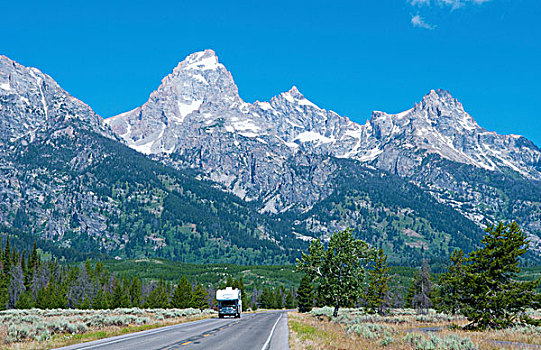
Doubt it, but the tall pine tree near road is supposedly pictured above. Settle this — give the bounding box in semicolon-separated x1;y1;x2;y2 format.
191;283;209;310
434;249;466;315
296;275;314;313
171;276;192;309
455;222;541;329
366;248;392;315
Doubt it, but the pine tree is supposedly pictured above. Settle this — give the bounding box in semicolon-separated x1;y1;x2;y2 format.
238;277;249;311
258;287;274;309
453;222;541;329
434;249;466;315
273;286;284;309
3;237;11;274
92;287;109;309
15;291;34;309
171;276;192;308
296;275;314;313
129;276;142;307
285;288;295;309
366;248;392;314
191;283;208;310
29;241;39;271
111;279;129;309
0;273;8;310
144;280;169;308
225;275;234;288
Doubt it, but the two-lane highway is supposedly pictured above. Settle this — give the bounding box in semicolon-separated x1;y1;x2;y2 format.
56;311;289;350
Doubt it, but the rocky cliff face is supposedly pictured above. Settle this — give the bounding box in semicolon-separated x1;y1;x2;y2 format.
0;55;300;263
2;50;539;262
368;89;541;179
107;50;541;209
0;55;115;239
0;55;112;144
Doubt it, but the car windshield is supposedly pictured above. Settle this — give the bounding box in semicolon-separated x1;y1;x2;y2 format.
220;300;236;307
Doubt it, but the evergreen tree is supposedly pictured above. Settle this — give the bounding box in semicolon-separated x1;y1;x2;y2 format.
297;228;374;317
296;275;314;313
225;275;234;288
258;287;274;309
92;287;109;309
434;249;466;315
29;241;39;271
453;222;541;329
273;286;284;309
0;273;8;310
144;280;169;308
238;277;249;312
191;283;209;310
15;291;34;309
3;237;11;274
285;288;295;309
111;279;130;309
129;276;142;307
171;276;192;308
366;248;392;315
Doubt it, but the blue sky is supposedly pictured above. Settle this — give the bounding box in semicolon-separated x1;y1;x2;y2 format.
2;0;540;145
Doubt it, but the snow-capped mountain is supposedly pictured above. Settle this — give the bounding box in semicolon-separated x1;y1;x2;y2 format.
1;51;540;261
367;89;541;179
0;54;300;264
108;50;541;204
106;50;541;257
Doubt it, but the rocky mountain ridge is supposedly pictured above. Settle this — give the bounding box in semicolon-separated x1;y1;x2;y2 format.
107;50;541;209
0;54;302;264
1;51;540;263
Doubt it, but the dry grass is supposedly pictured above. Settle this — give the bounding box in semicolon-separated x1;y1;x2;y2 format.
288;308;541;350
0;308;216;350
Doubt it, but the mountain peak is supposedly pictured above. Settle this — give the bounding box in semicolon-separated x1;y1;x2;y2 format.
420;89;460;106
284;85;304;99
174;49;222;73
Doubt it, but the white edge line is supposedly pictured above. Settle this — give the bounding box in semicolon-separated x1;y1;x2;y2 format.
260;312;283;350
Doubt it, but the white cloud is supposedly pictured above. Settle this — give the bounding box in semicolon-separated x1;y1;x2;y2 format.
408;0;492;9
407;0;491;28
411;14;435;29
409;0;431;5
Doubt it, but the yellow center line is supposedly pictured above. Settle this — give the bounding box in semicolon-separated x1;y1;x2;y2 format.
181;341;192;346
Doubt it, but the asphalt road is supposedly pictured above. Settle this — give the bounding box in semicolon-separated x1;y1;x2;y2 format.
56;311;289;350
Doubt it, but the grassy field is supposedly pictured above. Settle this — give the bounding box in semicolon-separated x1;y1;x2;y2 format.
102;259;301;290
0;308;215;349
102;259;423;290
288;308;541;349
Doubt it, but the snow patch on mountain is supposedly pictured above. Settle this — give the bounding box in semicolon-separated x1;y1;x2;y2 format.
107;50;541;186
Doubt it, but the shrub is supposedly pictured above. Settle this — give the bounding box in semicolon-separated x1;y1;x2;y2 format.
404;333;477;350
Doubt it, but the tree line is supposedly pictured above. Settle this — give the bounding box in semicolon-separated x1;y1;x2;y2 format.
296;223;541;330
0;238;295;311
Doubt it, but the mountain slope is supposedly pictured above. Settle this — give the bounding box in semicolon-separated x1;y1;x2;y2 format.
107;49;541;259
0;55;301;264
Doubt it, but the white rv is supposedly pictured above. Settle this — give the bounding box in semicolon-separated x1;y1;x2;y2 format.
216;287;242;318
